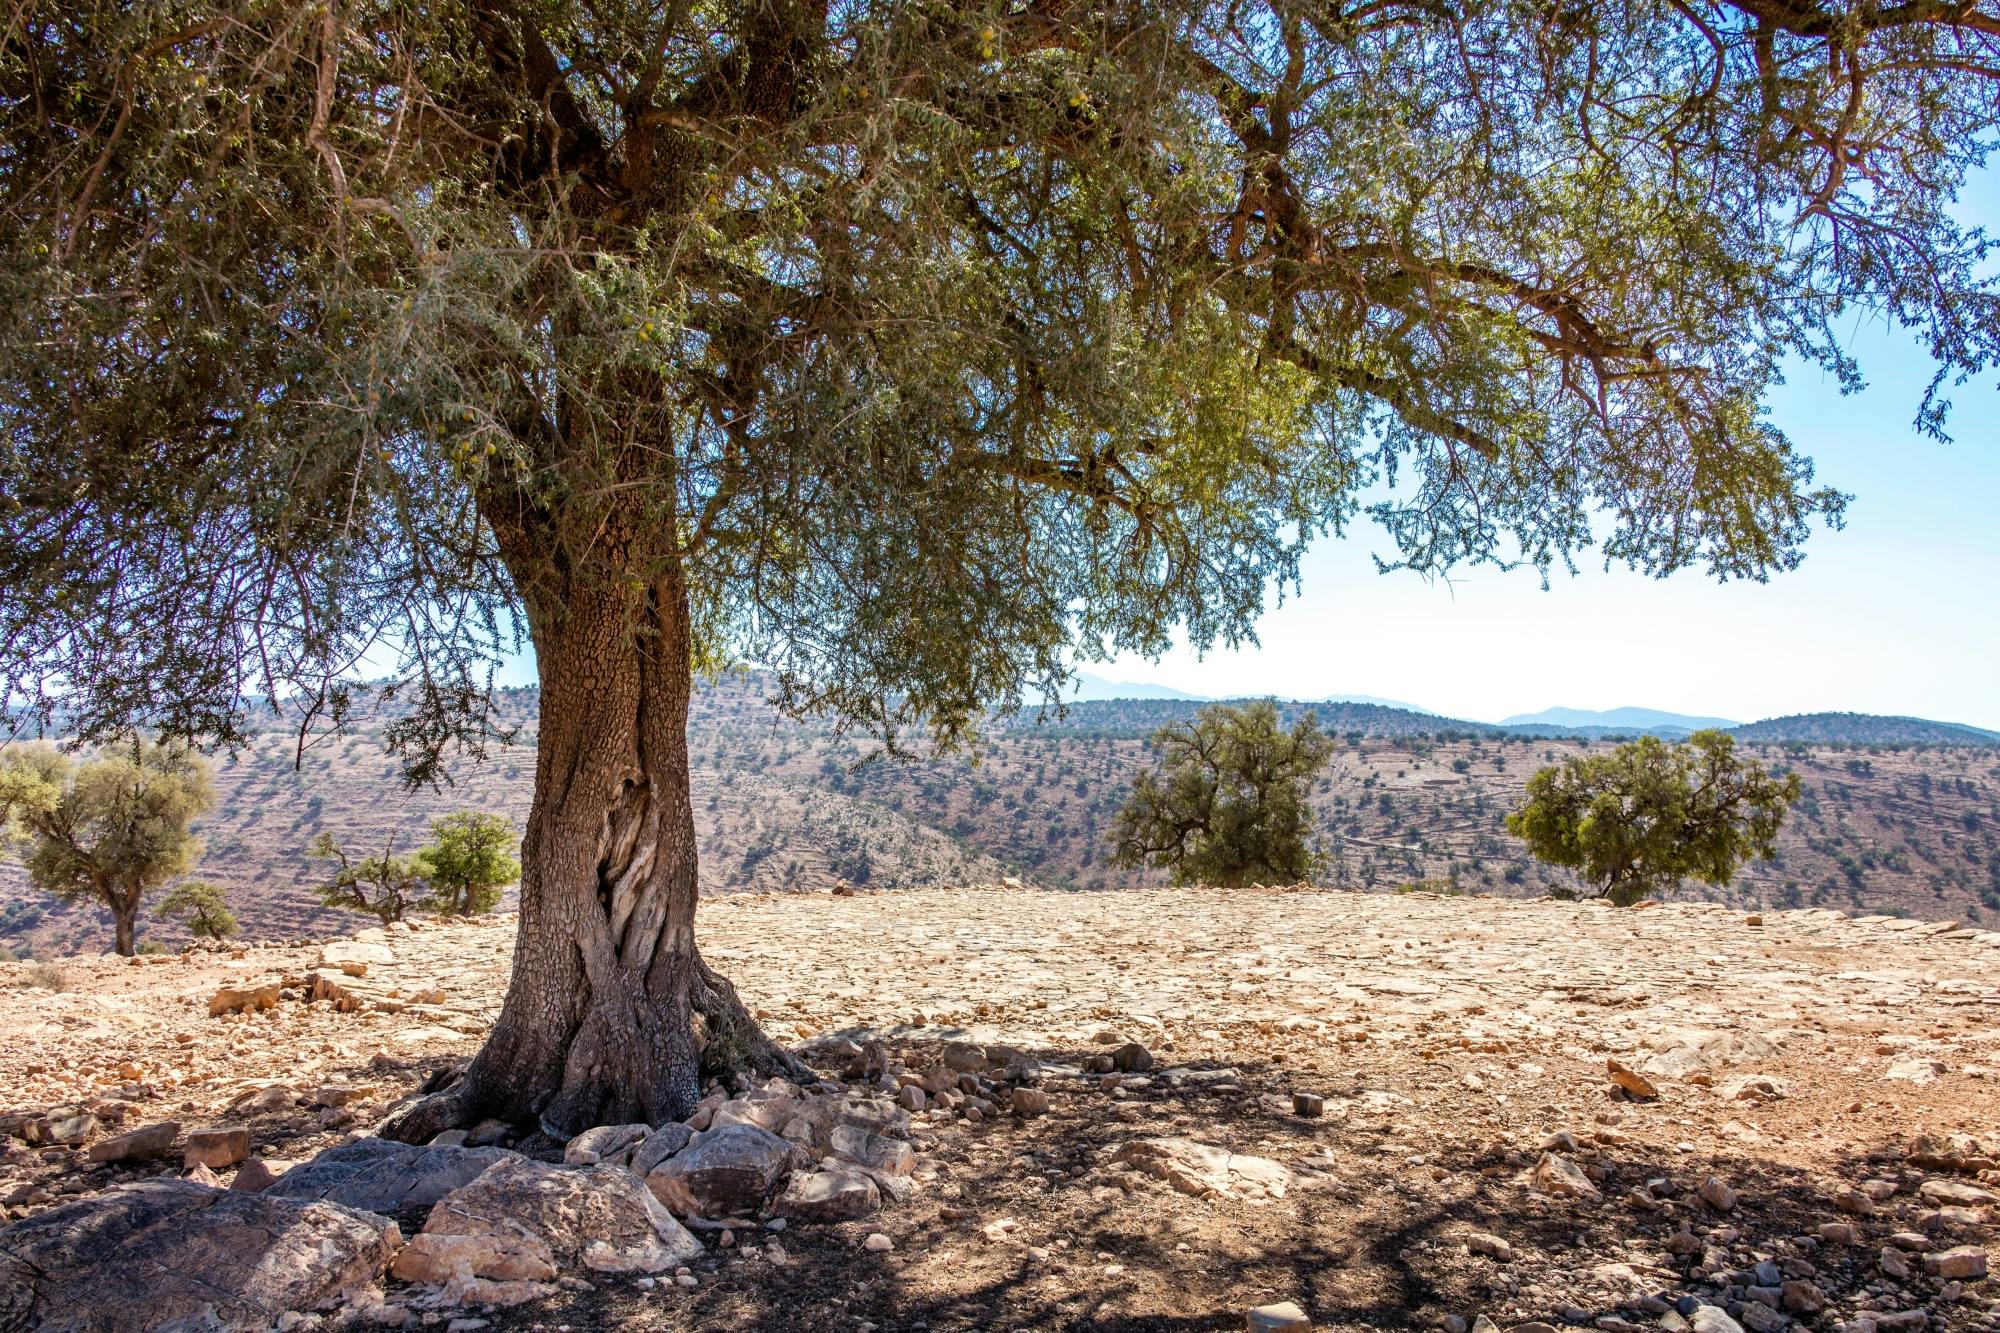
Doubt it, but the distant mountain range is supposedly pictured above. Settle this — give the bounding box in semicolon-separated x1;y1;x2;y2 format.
1032;692;1998;748
1066;672;1431;713
1057;675;2000;746
1500;705;1739;731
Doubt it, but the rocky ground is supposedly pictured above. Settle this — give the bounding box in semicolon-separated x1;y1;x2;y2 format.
3;885;2000;1333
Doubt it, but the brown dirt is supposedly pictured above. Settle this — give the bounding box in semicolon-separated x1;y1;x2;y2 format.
3;885;1999;1332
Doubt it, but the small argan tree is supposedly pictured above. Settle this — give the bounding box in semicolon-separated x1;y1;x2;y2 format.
155;878;238;940
1507;731;1800;906
418;813;521;917
0;743;215;955
308;832;426;927
1112;701;1334;886
6;0;1999;1138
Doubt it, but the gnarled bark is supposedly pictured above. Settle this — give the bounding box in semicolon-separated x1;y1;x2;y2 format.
381;557;804;1143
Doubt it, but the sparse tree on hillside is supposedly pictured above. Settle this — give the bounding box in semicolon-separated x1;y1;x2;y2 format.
0;743;215;955
1507;731;1800;907
418;813;521;917
155;878;238;941
308;832;426;927
6;0;2000;1137
1111;701;1333;886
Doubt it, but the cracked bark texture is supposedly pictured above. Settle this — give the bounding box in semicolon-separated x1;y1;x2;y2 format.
383;542;805;1143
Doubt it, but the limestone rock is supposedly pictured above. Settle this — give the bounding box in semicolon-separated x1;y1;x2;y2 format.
1247;1302;1312;1332
829;1123;915;1176
185;1125;252;1170
941;1042;988;1072
563;1123;651;1168
320;940;396;970
1717;1074;1790;1102
1607;1059;1659;1099
1923;1246;1988;1280
1530;1152;1600;1199
210;980;282;1017
629;1123;695;1178
1112;1042;1154;1073
1918;1179;1998;1206
1699;1175;1738;1211
1690;1307;1745;1333
265;1138;509;1216
1109;1137;1291;1200
0;1178;398;1333
231;1156;282;1193
392;1230;556;1284
780;1168;880;1222
423;1156;702;1276
645;1123;797;1220
86;1119;180;1163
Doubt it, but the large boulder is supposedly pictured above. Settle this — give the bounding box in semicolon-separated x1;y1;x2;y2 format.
418;1156;702;1279
645;1123;798;1220
0;1178;398;1333
264;1137;508;1216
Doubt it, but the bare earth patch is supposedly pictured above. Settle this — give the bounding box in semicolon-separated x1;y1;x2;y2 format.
4;885;1999;1332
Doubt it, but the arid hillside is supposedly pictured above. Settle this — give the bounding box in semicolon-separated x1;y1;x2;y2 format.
2;676;1996;953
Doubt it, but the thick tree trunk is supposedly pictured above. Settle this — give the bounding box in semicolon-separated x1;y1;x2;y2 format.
112;906;134;957
381;561;805;1143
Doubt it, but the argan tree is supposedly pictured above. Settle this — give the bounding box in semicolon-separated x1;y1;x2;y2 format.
155;878;239;941
1111;700;1334;885
0;743;216;955
1507;731;1801;906
420;812;522;917
4;0;1998;1137
307;831;427;927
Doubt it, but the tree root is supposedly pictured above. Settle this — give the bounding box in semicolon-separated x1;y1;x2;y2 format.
375;955;809;1144
694;952;815;1091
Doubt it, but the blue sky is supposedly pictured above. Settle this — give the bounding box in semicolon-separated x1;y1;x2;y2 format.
1089;170;2000;730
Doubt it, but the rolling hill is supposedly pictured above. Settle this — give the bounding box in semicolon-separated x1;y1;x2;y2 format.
1;676;1996;953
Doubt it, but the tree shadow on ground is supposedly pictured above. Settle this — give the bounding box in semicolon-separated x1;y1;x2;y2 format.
308;1032;1983;1333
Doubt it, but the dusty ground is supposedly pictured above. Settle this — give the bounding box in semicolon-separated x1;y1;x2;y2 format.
5;885;2000;1333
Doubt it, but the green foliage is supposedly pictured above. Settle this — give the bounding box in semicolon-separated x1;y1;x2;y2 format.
12;0;1998;771
1111;700;1334;886
1506;732;1801;906
307;832;425;926
154;878;238;940
416;812;520;917
0;741;215;954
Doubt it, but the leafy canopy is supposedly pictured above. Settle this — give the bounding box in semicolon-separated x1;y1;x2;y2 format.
417;812;521;917
1112;700;1334;886
5;0;1998;766
155;878;239;940
1506;731;1800;906
0;742;216;950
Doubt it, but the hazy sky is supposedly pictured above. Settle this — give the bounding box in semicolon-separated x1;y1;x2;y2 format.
1093;326;2000;728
